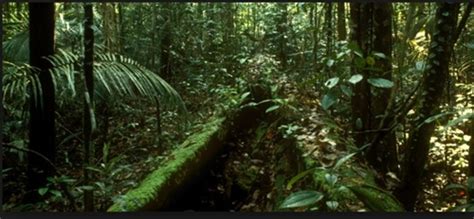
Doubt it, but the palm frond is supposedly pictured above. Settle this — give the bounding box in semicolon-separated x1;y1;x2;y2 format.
94;53;185;111
3;48;186;113
3;31;29;63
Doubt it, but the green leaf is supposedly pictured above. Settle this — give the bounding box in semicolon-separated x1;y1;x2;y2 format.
446;113;474;128
326;201;339;210
280;190;324;209
417;112;453;129
80;185;95;191
354;57;366;68
325;173;338;186
415;61;425;71
51;190;62;198
444;183;466;191
326;59;335;68
448;203;474;212
348;184;405;211
467;177;474;194
355;118;363;130
321;94;337;110
240;92;251;101
334;152;357;170
348;74;363;84
38;188;49;196
324;77;339;89
286;168;316;190
340;84;353;97
367;78;394;88
265;105;280;113
373;52;387;59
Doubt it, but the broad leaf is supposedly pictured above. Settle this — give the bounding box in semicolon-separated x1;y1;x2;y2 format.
325;173;338;186
324;77;339;89
326;59;335;68
415;61;425;71
38;188;49;196
326;201;339;210
348;74;363;84
280;190;324;209
367;78;394;88
321;94;337;110
340;84;353;97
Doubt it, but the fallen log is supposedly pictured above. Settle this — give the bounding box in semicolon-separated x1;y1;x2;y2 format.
108;85;272;212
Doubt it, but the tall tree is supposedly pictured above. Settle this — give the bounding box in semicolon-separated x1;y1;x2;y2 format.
312;4;321;75
83;3;95;211
101;3;119;53
395;3;461;211
350;3;372;151
325;3;333;60
222;3;236;79
337;2;347;41
366;3;398;175
160;3;172;82
276;3;288;70
27;3;56;202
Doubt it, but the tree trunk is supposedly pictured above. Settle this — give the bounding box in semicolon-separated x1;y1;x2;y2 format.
395;3;460;211
274;3;288;70
160;3;172;82
312;4;319;75
350;3;373;150
83;3;95;211
337;2;347;41
26;2;56;202
366;3;398;175
326;3;333;60
223;3;235;80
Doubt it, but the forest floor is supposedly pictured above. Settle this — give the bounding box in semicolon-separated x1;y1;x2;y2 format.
2;74;470;212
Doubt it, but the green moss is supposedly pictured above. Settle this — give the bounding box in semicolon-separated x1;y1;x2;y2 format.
108;117;225;212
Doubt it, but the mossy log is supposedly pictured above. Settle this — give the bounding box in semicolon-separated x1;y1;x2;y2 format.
108;85;272;212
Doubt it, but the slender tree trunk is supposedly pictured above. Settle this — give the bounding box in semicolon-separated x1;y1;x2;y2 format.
395;3;460;211
26;3;56;202
366;3;398;175
337;2;347;41
223;3;235;80
326;3;333;60
83;3;95;211
312;4;319;75
118;3;123;53
276;3;288;70
160;3;172;82
350;3;373;150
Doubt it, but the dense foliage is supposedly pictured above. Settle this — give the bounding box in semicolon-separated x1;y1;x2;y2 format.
1;2;473;212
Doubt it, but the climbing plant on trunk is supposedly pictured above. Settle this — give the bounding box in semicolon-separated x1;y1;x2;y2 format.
83;3;95;211
395;3;461;211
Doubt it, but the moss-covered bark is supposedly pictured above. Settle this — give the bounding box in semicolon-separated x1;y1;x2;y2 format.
108;117;227;211
108;84;272;212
